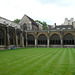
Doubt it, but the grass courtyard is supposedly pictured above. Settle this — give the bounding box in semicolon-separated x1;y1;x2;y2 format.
0;48;75;75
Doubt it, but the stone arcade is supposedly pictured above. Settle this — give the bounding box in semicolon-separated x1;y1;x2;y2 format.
0;15;75;50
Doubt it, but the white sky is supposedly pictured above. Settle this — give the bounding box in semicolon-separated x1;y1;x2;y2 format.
0;0;75;25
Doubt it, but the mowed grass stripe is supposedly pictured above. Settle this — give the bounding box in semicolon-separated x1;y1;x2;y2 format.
0;48;54;69
32;49;63;75
13;49;60;75
52;48;66;75
5;48;57;73
0;48;75;75
0;48;50;62
0;48;51;63
52;48;69;75
71;48;75;60
0;48;56;74
68;48;75;74
0;48;52;64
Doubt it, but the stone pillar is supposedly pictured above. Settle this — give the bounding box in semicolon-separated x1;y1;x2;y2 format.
22;34;24;48
35;32;37;47
20;32;24;47
60;30;63;48
47;37;49;47
61;38;63;48
23;34;26;47
7;27;10;48
47;31;50;47
16;35;18;47
13;29;16;46
15;29;18;47
4;28;6;46
26;32;28;47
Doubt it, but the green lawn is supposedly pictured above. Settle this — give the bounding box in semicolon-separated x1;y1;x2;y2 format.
0;48;75;75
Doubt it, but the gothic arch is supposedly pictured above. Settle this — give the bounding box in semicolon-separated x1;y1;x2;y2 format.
63;33;74;45
0;29;5;45
50;34;61;45
37;33;48;38
38;34;47;45
27;34;35;45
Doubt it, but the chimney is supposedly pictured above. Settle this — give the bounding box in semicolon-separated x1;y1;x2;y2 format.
54;23;56;27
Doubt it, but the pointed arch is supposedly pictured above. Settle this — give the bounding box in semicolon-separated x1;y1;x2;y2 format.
50;34;61;45
63;33;74;45
27;34;35;45
38;34;47;45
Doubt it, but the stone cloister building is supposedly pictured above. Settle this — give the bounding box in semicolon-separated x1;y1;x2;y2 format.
0;15;75;50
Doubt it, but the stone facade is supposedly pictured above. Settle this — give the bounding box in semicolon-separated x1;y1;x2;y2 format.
0;15;75;50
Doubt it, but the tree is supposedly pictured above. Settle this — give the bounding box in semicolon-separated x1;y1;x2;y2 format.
35;20;42;24
13;19;20;24
35;20;48;30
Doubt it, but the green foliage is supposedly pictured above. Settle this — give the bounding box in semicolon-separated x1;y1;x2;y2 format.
35;20;48;30
13;19;20;24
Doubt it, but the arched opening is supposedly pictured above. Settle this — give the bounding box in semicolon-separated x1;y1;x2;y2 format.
9;31;14;45
38;34;47;45
0;29;4;45
63;33;74;45
50;34;61;45
27;34;35;45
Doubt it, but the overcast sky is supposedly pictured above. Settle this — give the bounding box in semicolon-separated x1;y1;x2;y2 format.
0;0;75;25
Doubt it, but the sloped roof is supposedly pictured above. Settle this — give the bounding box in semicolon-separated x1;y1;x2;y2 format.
0;16;20;29
25;15;38;27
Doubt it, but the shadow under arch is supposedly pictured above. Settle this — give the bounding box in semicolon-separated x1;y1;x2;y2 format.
0;29;5;45
63;33;74;45
50;34;61;45
27;34;35;45
38;34;47;45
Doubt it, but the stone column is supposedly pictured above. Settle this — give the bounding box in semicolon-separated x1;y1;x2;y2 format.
20;32;24;47
13;29;16;46
60;30;63;48
15;29;18;47
4;28;6;46
22;33;24;48
61;38;63;48
35;32;37;47
47;31;50;47
47;37;49;47
26;32;28;47
7;27;10;48
16;35;18;47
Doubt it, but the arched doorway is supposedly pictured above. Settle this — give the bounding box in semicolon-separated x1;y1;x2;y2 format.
63;33;74;45
38;34;47;46
50;34;61;45
0;29;5;45
27;34;35;46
